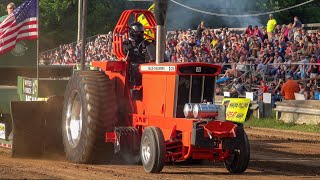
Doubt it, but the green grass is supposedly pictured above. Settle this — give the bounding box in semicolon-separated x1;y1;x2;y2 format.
245;116;320;133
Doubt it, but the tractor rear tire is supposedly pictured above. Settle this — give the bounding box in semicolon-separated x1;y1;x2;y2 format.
223;126;250;174
62;71;117;164
141;127;165;173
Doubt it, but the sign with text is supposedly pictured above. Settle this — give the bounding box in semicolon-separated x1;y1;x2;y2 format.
222;98;250;123
22;78;38;101
0;123;5;139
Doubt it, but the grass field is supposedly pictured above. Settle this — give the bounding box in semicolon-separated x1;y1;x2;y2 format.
245;116;320;133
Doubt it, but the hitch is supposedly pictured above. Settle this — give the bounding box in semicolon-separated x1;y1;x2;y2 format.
106;127;140;154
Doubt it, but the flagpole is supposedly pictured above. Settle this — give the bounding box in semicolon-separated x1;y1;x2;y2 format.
36;0;39;99
80;0;87;70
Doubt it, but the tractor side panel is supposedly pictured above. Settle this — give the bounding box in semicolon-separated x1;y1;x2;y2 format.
164;75;176;118
143;74;166;117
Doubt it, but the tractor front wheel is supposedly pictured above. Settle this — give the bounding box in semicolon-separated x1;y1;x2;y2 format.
223;126;250;173
140;127;165;173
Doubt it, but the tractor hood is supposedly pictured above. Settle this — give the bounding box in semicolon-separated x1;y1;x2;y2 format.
140;62;221;76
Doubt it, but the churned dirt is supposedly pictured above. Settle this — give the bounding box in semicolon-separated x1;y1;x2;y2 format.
0;127;319;180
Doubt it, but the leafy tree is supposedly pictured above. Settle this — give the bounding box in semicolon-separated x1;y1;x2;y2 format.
39;0;76;50
0;0;318;51
37;0;149;51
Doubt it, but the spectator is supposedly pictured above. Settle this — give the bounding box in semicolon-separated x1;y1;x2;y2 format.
6;2;15;15
299;82;306;94
307;56;319;84
280;74;300;100
39;17;320;104
269;80;283;107
292;16;302;31
304;86;313;100
0;2;15;22
253;25;263;40
267;14;277;41
230;78;245;97
244;25;254;36
196;20;206;41
257;80;269;100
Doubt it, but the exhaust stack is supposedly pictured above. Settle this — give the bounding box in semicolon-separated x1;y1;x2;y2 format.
154;0;168;64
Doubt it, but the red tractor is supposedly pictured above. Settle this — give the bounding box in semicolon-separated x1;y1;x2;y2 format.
61;6;250;174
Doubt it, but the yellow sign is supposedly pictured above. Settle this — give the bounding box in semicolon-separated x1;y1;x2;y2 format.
222;98;250;123
0;123;5;139
138;3;155;39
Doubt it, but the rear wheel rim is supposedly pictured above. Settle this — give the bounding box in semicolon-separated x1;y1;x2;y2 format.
66;90;83;148
142;136;151;164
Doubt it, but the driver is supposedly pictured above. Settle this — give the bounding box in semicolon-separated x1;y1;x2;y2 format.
123;22;155;99
123;21;152;64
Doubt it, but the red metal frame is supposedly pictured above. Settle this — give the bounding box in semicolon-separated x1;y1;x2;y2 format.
113;10;156;61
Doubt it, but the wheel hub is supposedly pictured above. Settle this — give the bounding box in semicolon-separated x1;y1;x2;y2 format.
141;136;151;164
66;90;83;148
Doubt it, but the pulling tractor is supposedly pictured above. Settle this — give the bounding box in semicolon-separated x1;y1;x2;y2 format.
61;2;250;174
6;0;250;174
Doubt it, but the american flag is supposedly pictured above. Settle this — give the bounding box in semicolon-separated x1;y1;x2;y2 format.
0;0;38;55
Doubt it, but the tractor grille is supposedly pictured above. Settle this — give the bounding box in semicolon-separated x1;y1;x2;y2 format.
175;75;215;118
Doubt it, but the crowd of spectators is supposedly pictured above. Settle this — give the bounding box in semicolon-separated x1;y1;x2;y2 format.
40;32;115;67
165;15;320;101
40;15;320;101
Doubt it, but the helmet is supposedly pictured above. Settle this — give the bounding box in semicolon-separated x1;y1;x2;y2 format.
129;22;145;41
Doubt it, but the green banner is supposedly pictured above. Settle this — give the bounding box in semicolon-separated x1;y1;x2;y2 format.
0;40;37;67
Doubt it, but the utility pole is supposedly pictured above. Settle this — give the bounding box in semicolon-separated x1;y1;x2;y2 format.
77;0;83;42
80;0;87;70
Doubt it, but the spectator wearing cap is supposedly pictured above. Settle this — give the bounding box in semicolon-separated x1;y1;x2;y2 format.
267;14;277;42
280;74;300;100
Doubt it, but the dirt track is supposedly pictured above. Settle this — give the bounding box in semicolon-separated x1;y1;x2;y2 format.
0;127;319;180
